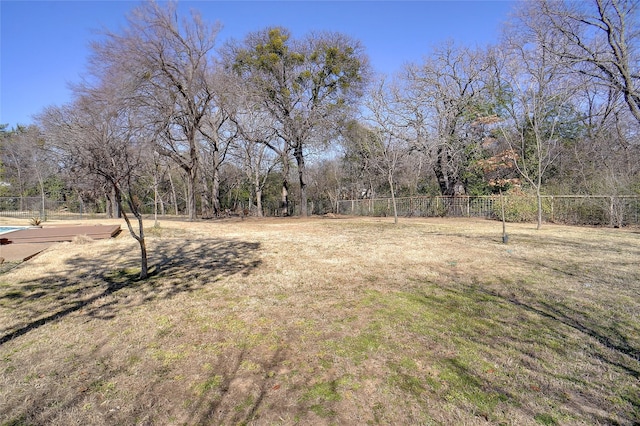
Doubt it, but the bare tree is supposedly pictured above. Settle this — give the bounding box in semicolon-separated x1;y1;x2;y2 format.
196;68;243;217
38;79;152;279
92;0;221;221
223;68;294;216
340;79;410;223
0;125;59;215
495;23;583;229
520;0;640;123
1;127;33;209
402;42;490;196
230;135;279;217
199;110;235;217
307;158;345;214
551;72;640;195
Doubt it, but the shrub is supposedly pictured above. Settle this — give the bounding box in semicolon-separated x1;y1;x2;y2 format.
492;189;551;222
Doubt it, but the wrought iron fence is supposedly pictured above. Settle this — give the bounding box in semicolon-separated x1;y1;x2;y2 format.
336;195;640;226
0;197;100;220
2;195;639;226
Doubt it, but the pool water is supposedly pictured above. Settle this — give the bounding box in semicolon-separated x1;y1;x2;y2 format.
0;226;26;235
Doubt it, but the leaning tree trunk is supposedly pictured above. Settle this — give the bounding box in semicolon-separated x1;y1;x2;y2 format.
115;185;148;280
389;170;398;224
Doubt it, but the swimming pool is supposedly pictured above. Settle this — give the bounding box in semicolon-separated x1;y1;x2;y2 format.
0;226;27;235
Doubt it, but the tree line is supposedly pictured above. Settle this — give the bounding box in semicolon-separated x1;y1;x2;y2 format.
2;0;639;228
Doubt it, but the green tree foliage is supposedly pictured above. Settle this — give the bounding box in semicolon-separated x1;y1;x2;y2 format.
230;27;370;216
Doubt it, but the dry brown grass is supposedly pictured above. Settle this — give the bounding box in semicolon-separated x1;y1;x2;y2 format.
0;216;639;425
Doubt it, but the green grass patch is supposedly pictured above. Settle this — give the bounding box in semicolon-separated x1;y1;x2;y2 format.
193;375;223;396
534;412;558;425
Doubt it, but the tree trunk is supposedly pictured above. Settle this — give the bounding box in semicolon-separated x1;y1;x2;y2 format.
135;212;149;280
212;157;221;216
434;145;453;195
281;154;290;216
535;159;543;229
184;128;200;221
252;166;264;217
200;171;211;218
10;153;25;211
117;186;148;280
256;187;263;217
168;171;179;215
500;188;508;244
139;238;148;279
186;166;198;221
389;170;398;224
110;187;121;218
536;186;543;230
106;195;112;218
294;144;308;217
154;170;159;227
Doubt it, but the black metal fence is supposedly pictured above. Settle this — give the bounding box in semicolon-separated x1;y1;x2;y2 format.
0;197;99;220
337;195;640;227
2;195;639;226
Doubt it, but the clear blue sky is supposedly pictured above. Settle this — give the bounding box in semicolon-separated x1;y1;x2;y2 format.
1;0;515;128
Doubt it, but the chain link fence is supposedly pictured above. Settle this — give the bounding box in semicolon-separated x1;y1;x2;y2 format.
337;195;640;227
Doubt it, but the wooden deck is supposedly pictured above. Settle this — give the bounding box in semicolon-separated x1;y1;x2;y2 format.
0;225;121;262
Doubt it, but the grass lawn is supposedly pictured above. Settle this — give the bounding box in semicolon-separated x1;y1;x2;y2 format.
0;216;638;425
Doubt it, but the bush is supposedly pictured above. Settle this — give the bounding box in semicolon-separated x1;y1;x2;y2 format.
373;203;390;217
561;201;608;225
492;190;551;223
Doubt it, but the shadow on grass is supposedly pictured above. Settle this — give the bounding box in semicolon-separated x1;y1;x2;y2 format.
0;235;312;425
472;283;640;423
0;238;262;345
400;279;639;424
181;347;294;425
482;286;640;378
